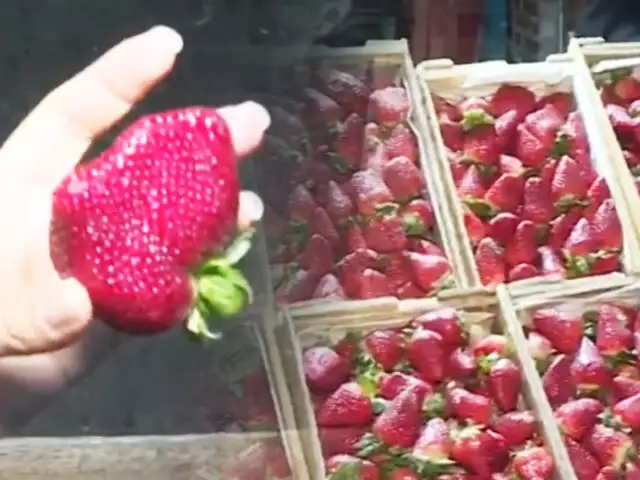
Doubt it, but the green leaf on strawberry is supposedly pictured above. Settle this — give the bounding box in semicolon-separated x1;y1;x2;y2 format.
461;109;495;132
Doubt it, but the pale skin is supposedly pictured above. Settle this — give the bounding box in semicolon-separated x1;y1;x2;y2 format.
0;26;269;428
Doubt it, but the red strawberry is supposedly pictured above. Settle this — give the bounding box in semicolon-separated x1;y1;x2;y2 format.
524;104;566;140
493;410;537;448
482;173;525;215
459;97;490;113
408;238;446;257
583;176;611;219
303;346;351;393
464;208;487;246
337;249;380;297
383;251;414;291
591;199;623;252
606;103;636;135
564;217;596;257
275;267;319;303
402;199;435;236
488;212;519;245
319;427;367;457
311;206;340;247
495;109;524;151
369;87;410;126
378;371;432;400
450;426;495;476
542;354;577;408
356;269;394;299
385;124;418;163
405;252;452;292
415;307;463;347
407;328;445;382
512;446;555;480
382;156;424;201
489;84;536;118
288;184;317;222
549;209;582;250
371;386;423;448
527;331;555;370
446;385;492;425
457;164;488;199
570;337;613;392
565;437;601;480
475;237;507;286
538;92;573;118
317;382;374;427
473;334;510;358
312;68;371;117
596;466;619;480
532;307;584;353
363;138;390;173
551;155;589;210
516;125;552;169
364;214;408;253
299;87;342;130
612;392;640;429
440;116;464;150
313;273;347;299
592;304;634;356
299;234;333;276
522;177;555;225
590;253;621;276
333;113;365;170
613;375;640;401
350;169;394;215
433;95;462;120
396;282;426;299
499;153;526;175
462;125;500;166
614;75;640;102
325;454;379;480
555;398;604;440
505;220;538;268
485;357;522;412
584;424;635;469
446;348;478;380
412;417;452;461
325;181;355;224
364;329;404;371
538;246;567;278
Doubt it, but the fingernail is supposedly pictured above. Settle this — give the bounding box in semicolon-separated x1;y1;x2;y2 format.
145;25;183;54
240;191;264;224
237;101;271;133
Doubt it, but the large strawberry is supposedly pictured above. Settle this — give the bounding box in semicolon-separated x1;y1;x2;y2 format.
311;68;371;117
52;107;255;337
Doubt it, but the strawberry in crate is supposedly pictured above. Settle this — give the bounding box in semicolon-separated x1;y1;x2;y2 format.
524;302;640;478
266;66;454;304
302;307;555;479
432;84;623;286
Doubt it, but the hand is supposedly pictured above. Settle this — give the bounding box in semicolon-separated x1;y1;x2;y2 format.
0;26;269;429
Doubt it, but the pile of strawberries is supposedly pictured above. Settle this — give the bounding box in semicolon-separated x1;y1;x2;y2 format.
432;83;623;286
303;307;555;479
261;67;453;304
525;303;640;478
599;70;640;195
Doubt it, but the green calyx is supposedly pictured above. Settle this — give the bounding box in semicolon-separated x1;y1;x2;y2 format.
551;131;571;158
186;228;255;341
461;109;495;132
463;197;496;220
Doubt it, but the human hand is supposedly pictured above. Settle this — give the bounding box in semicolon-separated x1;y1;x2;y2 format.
0;26;269;427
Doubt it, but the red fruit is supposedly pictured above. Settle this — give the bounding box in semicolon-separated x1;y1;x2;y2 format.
412;417;452;461
303;346;351;393
464;208;487;246
311;206;340;246
512;446;555;480
317;382;374;427
350;169;394;216
538;246;566;278
549;209;582;250
564;217;596;257
590;253;621;276
405;252;452;292
462;125;500;166
385;124;418;163
402;199;435;236
337;249;380;297
275;267;319;303
516;124;553;169
606;103;636;135
509;263;540;282
407;328;445;382
326;181;355;224
319;427;367;457
450;427;495;476
341;222;367;255
613;375;640;401
592;304;634;356
369;87;410;126
486;429;511;472
521;177;555;225
313;274;347;300
614;75;640;102
486;357;522;412
473;334;510;358
440;116;464;150
446;385;493;425
565;437;601;480
312;68;371;117
372;387;423;448
583;176;611;219
396;281;426;299
481;173;525;215
596;466;619;480
459;97;490;113
299;87;342;129
551;155;589;209
446;348;478;380
325;454;379;480
532;307;584;353
363;138;390;173
409;238;446;257
433;95;462;120
542;354;577;408
555;398;604;440
364;214;408;253
363;329;404;371
538;92;573;118
499;153;526;175
527;331;555;368
584;424;635;469
458;164;489;199
488;212;519;245
288;184;317;222
504;220;538;268
493;410;537;448
299;234;333;276
415;307;463;347
356;269;394;299
378;371;432;400
333;113;366;170
382;156;424;201
384;251;414;291
475;238;507;286
489;84;537;118
612;392;640;429
591;199;623;252
570;337;613;392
